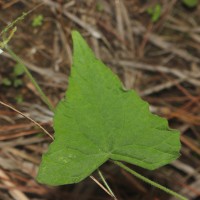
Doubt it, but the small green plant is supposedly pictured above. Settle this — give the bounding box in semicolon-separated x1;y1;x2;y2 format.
96;2;104;12
1;63;24;88
2;78;12;86
14;63;25;76
0;12;27;50
13;79;23;87
15;94;24;103
32;14;44;27
147;3;162;22
0;11;54;111
37;31;186;200
182;0;198;7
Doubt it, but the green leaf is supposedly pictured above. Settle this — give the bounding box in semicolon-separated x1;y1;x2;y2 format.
15;94;24;103
2;78;12;86
14;63;24;76
13;79;23;87
37;31;181;186
182;0;198;7
32;14;44;27
147;4;162;22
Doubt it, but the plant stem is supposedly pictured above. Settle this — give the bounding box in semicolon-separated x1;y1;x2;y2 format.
113;161;188;200
5;46;54;112
90;175;113;198
98;169;117;200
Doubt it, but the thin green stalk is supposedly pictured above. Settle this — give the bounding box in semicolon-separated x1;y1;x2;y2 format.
0;4;43;37
0;13;27;36
98;169;117;200
113;161;188;200
5;46;54;112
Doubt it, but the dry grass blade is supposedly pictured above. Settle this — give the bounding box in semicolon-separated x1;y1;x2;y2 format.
0;169;29;200
0;101;54;140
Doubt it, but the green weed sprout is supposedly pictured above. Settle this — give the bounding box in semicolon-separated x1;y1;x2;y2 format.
147;4;162;22
182;0;198;7
32;14;44;27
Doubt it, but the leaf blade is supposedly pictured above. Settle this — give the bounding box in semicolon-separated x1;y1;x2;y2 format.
37;31;181;185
